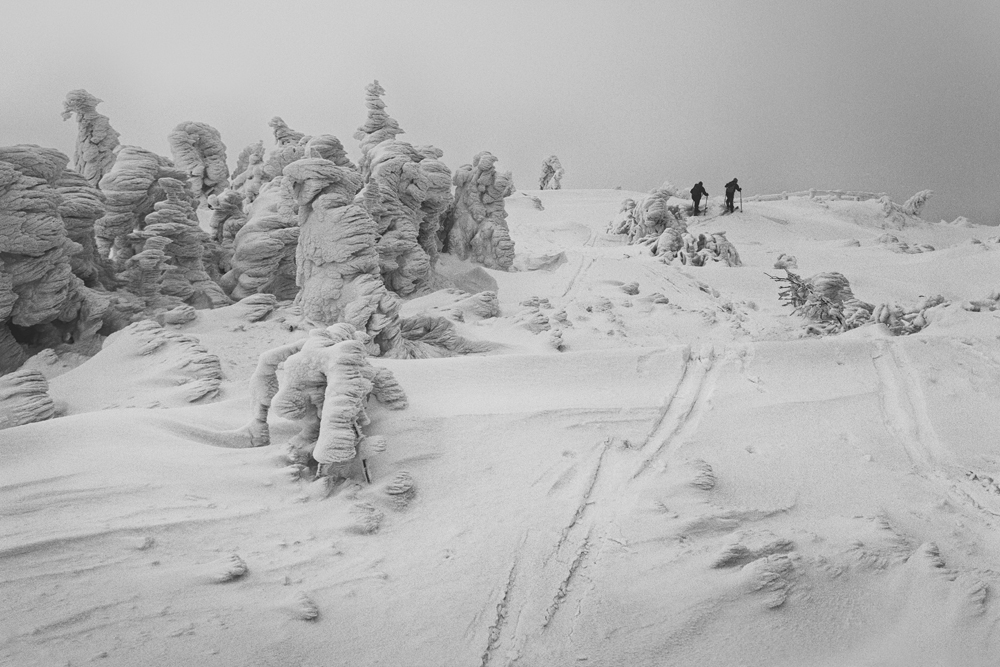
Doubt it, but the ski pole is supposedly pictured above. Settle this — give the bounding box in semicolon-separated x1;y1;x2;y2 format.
739;190;743;212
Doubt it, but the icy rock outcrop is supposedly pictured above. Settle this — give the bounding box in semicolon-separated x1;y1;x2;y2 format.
0;369;56;429
243;323;407;478
443;152;515;271
538;155;564;190
132;177;230;309
269;117;306;147
353;80;405;180
61;89;121;188
167;121;230;203
222;177;300;300
55;170;109;288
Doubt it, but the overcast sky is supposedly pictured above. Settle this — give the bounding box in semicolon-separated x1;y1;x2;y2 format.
2;0;998;224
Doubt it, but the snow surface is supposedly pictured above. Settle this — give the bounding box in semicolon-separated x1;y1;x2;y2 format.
3;190;1000;666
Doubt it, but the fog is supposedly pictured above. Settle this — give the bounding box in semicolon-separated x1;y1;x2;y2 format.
2;0;998;224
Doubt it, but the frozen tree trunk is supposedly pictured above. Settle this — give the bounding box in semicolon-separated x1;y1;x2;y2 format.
538;155;564;190
168;121;230;204
249;324;407;477
223;177;300;300
445;152;515;271
94;146;189;266
134;177;231;309
269;117;306;147
353;80;405;181
284;158;405;355
0;146;90;371
55;170;110;289
206;189;247;272
61;89;120;188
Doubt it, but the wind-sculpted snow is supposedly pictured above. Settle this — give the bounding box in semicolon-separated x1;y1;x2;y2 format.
444;152;515;271
362;141;450;295
745;189;887;203
880;191;933;228
305;135;356;169
350;82;452;287
55;171;109;288
284;157;482;359
282;157;388;334
0;145;98;372
269;116;306;147
875;233;934;254
232;138;308;205
538;155;564;190
903;190;933;217
133;177;230;308
244;323;407;478
116;236;178;312
94;145;187;262
414;147;453;269
230;140;265;201
612;190;742;266
354;80;404;180
773;253;797;269
206;189;247;272
48;319;222;411
222;177;299;300
870;296;945;335
167;121;230;203
606;198;637;235
678;232;742;267
771;270;874;335
622;189;686;243
60;89;120;188
0;368;55;429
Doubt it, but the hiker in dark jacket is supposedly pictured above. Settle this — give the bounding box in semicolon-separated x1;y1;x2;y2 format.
690;182;708;216
724;178;742;213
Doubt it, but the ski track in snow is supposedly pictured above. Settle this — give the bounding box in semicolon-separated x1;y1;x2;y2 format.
871;339;1000;523
560;256;595;298
633;344;721;478
484;347;726;662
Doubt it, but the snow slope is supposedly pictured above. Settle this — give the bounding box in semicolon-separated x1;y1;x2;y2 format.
3;190;1000;666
